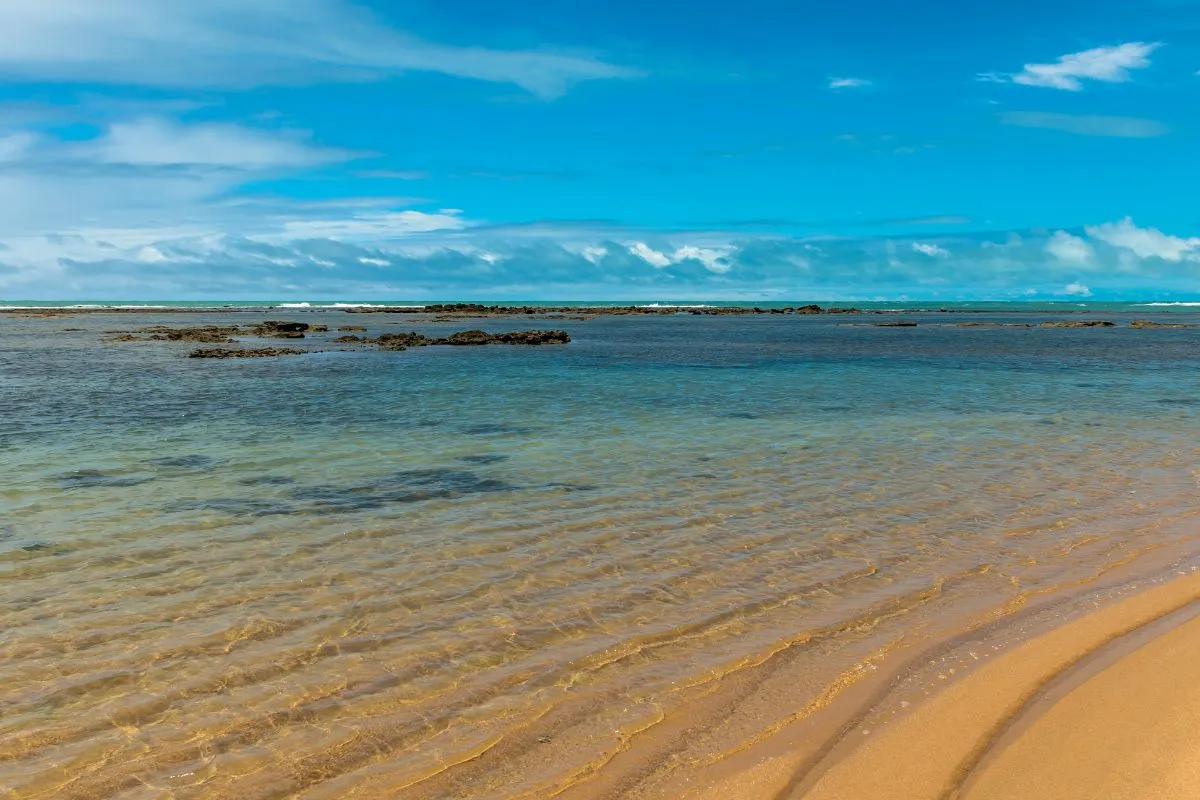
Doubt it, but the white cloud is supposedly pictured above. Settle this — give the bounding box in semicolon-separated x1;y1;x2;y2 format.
626;242;733;272
581;246;608;264
0;131;36;162
1085;217;1200;262
358;170;429;180
135;245;168;263
0;114;369;240
87;118;357;168
1045;231;1095;265
6;218;1200;300
1000;42;1159;91
673;245;732;273
277;210;467;240
629;242;672;268
912;242;950;257
1000;111;1168;138
0;0;638;99
828;77;872;89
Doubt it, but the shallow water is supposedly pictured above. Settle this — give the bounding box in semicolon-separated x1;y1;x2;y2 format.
2;310;1200;798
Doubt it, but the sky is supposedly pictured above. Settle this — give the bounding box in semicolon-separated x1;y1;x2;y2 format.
0;0;1198;300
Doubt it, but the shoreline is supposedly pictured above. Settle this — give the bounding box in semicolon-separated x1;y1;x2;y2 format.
638;544;1200;800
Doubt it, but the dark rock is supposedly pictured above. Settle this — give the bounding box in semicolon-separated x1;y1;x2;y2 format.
142;325;241;343
442;329;495;346
252;321;310;338
1131;319;1200;329
442;329;570;345
1039;320;1116;328
338;326;367;332
949;322;1034;327
377;331;431;351
333;335;369;343
188;347;306;359
794;304;823;314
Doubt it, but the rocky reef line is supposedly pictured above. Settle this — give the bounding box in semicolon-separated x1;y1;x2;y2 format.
106;322;572;358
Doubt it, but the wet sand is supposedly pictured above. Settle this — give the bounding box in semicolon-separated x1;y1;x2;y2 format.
671;563;1200;800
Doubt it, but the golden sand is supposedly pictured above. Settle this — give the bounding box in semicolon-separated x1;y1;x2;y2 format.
663;565;1200;800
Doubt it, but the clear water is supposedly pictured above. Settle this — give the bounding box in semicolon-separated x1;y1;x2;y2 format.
3;309;1199;799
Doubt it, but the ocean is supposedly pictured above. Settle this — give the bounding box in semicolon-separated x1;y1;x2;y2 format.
3;305;1200;798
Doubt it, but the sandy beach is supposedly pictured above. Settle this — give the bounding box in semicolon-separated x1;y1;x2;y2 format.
668;563;1200;800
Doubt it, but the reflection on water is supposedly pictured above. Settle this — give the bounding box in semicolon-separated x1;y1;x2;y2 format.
2;310;1200;798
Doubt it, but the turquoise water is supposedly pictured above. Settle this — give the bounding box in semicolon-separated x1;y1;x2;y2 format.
3;308;1200;798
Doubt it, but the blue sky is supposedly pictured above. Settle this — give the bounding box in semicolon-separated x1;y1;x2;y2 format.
0;0;1198;300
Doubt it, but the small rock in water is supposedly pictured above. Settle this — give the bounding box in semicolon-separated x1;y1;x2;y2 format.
188;347;306;359
1130;319;1200;329
252;321;311;338
444;329;571;346
140;325;242;343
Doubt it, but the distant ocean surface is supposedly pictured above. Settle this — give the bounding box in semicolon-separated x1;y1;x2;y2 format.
4;299;1200;311
3;306;1200;798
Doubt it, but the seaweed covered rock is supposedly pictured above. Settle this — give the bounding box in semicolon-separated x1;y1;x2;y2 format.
1130;319;1200;329
338;325;367;332
377;332;432;351
143;326;241;343
252;321;310;338
189;347;305;359
442;330;495;345
442;329;571;345
1040;320;1116;328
